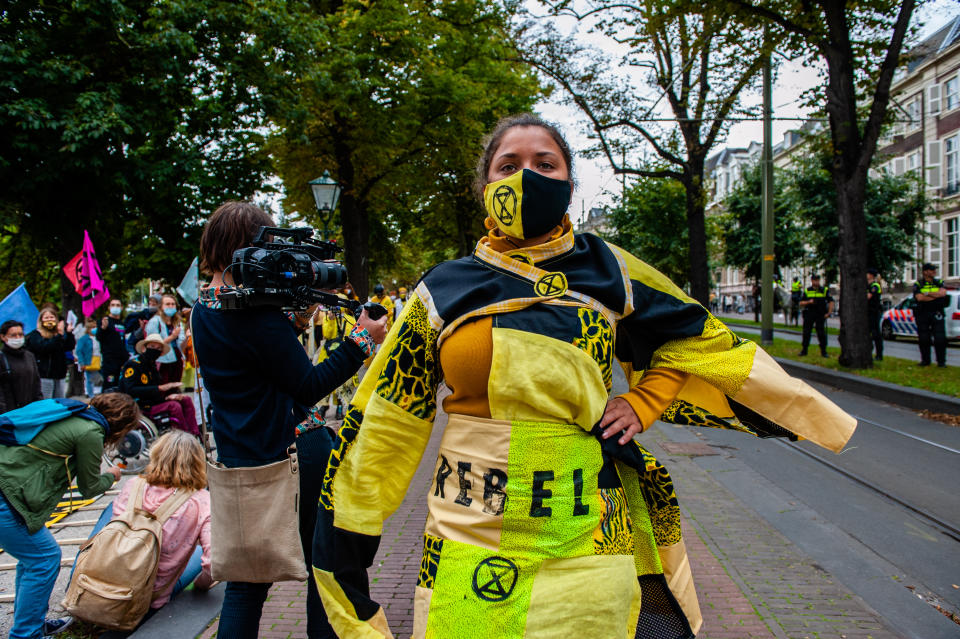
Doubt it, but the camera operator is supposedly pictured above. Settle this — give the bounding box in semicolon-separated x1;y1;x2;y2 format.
191;201;388;639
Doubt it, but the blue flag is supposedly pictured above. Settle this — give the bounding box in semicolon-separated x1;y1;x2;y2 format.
0;283;39;331
177;257;199;306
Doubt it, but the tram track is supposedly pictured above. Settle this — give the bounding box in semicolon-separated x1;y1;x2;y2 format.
774;413;960;543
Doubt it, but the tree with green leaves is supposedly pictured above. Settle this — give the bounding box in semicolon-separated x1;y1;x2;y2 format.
783;154;930;284
727;0;918;368
719;163;805;282
270;0;541;299
519;1;774;303
0;0;280;312
604;176;692;286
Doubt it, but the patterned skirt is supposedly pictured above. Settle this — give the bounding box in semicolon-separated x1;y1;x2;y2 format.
411;414;698;639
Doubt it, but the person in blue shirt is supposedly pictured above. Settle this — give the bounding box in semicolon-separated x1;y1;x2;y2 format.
74;318;101;397
192;201;388;639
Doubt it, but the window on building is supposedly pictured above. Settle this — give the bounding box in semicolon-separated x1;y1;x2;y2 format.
946;76;960;111
946;134;960;195
908;150;921;173
928;221;942;266
948;218;959;278
906;95;922;129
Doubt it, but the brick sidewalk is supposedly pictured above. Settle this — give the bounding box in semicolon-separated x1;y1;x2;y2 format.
198;412;896;639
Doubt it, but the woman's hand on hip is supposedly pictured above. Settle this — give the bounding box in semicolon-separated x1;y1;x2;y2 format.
599;397;644;445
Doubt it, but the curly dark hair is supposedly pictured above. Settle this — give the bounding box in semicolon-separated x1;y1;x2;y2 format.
89;393;141;446
473;113;575;201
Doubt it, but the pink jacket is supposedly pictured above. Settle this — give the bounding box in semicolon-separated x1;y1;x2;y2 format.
113;481;213;608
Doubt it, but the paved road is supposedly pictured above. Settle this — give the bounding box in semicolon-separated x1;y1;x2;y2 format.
669;382;960;638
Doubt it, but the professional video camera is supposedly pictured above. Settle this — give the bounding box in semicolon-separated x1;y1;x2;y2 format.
218;226;386;319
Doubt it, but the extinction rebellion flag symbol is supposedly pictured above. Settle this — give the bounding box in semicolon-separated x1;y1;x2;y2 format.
472;556;518;602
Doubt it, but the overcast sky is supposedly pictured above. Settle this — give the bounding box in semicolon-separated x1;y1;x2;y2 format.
535;1;960;224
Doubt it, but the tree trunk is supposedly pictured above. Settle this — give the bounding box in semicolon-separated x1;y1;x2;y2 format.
834;176;873;368
684;165;710;305
340;191;369;301
333;125;370;301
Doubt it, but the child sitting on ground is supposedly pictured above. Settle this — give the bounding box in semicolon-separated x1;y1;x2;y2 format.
83;430;213;612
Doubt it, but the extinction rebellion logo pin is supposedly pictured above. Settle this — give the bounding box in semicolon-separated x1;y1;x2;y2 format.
472;556;518;602
534;272;568;298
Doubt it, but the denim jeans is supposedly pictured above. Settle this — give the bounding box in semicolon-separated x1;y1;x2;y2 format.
78;503;203;599
83;370;102;397
0;493;62;639
39;377;65;399
217;426;336;639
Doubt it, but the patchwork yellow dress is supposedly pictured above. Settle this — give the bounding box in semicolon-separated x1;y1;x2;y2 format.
312;227;856;639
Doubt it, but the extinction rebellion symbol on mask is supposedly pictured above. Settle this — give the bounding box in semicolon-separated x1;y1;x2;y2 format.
472;556;518;602
492;185;517;225
534;272;568;298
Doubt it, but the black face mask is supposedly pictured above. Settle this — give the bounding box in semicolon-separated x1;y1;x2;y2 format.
483;168;571;240
141;349;161;364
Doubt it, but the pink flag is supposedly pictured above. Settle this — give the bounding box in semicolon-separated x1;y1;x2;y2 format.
79;230;110;316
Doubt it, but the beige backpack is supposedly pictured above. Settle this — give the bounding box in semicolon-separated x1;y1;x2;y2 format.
63;479;195;630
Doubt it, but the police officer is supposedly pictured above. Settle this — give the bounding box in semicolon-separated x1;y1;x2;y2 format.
914;262;948;367
799;274;834;357
790;278;802;326
867;268;883;361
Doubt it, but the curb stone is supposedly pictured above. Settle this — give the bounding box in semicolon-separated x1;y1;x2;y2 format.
774;356;960;414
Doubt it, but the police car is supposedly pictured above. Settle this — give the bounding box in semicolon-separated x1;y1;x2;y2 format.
880;290;960;340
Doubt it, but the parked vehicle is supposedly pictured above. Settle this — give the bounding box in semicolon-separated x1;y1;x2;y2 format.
880;290;960;341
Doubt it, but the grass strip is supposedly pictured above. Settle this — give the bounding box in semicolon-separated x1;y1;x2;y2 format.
737;335;960;398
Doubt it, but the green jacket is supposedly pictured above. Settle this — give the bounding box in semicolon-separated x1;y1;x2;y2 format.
0;416;114;533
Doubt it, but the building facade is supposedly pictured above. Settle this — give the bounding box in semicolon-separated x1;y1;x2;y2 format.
877;14;960;286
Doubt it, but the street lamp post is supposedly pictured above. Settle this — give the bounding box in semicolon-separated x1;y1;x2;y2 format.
308;171;342;241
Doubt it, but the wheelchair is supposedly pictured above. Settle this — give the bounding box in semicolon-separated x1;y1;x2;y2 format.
101;407;179;475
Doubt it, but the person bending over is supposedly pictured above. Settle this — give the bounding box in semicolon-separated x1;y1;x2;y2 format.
0;393;139;638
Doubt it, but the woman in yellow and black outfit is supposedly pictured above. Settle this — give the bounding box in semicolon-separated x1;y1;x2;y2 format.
312;114;856;639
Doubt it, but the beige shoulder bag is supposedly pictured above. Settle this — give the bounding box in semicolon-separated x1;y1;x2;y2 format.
206;445;307;582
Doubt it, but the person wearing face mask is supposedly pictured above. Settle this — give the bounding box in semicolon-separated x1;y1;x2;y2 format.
97;299;128;391
125;294;162;354
118;334;199;436
75;318;102;398
0;320;43;412
145;294;187;385
342;281;360;302
313;114;858;639
26;306;76;399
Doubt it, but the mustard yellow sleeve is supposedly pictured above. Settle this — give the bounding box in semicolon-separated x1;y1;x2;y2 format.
617;367;690;430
